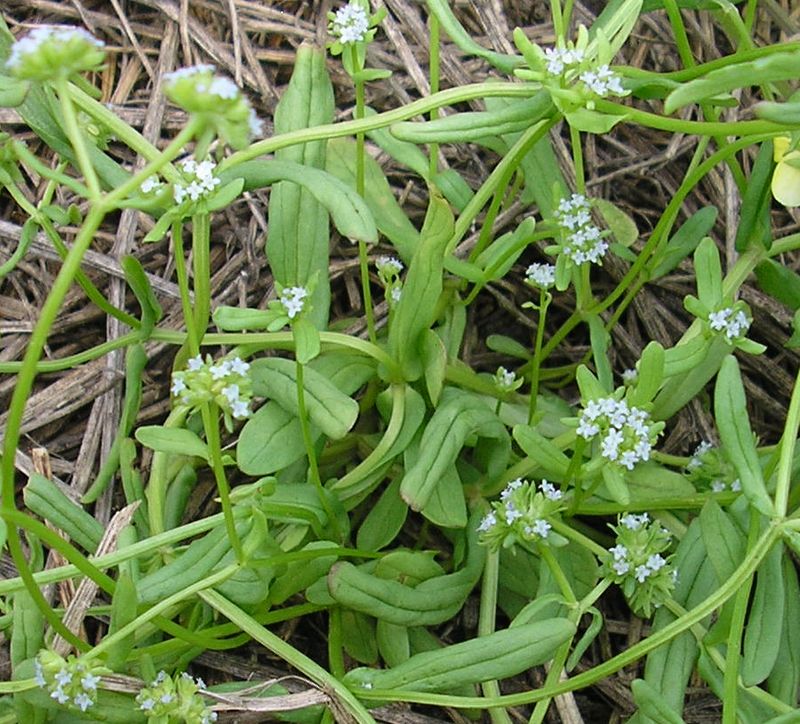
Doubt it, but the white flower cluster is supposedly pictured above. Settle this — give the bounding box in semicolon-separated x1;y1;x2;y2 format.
602;513;677;617
6;26;105;79
279;286;309;319
478;478;565;550
543;46;585;76
171;354;252;419
579;65;625;97
34;652;104;713
708;306;750;341
375;256;403;308
140;176;163;195
173;158;221;204
494;366;517;392
331;1;370;44
526;262;556;289
577;397;655;471
685;440;741;495
553;193;608;266
137;671;217;723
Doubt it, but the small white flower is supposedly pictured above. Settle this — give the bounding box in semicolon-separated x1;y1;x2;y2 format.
390;286;402;304
74;692;94;711
711;480;726;493
81;673;100;691
141;176;162;194
526;262;556;289
331;1;370;44
576;418;600;439
646;554;667;571
55;668;72;687
622;368;638;383
160;692;175;704
620;513;649;530
540;480;563;501
187;355;204;371
209;362;231;380
34;660;47;688
139;697;155;712
279;286;309;319
730;478;742;492
609;544;628;561
376;255;403;275
229;357;250;375
601;428;624;461
51;687;70;704
248;107;264;137
164;64;216;84
612;559;630;576
221;383;240;403
478;511;497;532
634;564;652;583
580;65;624;96
528;518;552;538
231;399;250;419
504;503;523;524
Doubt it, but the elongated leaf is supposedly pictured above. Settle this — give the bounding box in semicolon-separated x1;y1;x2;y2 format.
755;258;800;310
734;141;773;252
388;192;453;380
135;426;209;461
651;206;718;280
251;358;359;440
265;43;334;328
326;136;419;261
715;356;774;515
767;554;800;704
694;237;723;309
742;543;785;686
666;51;800;113
426;0;522;73
225;159;376;244
401;390;507;512
357;476;408;551
122;255;162;337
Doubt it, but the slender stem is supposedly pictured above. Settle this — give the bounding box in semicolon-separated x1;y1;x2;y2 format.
145;407;189;535
570;125;584;195
328;607;346;679
201;403;244;562
479;551;512;724
296;360;341;540
428;12;441;179
774;363;800;516
540;546;577;605
359;239;377;344
663;0;696;68
55;78;100;199
172;220;199;353
528;291;551;424
191;212;212;343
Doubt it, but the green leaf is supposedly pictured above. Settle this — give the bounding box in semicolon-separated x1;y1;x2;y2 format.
420;465;468;529
513;425;570;479
401;390;508;514
391;94;553;144
264;43;335;328
377;621;411;668
326;136;419;261
588;316;613;391
251;358;359;440
365;106;430;179
595;198;638;246
767;555;800;704
341;610;379;664
293;318;321;364
432;169;474;212
734;141;773;251
121;255;162;337
229;159;376;244
694;237;723;309
389;191;453;380
142;208;177;243
714;356;774;515
565;107;627;134
357;476;408;551
487;334;531;360
426;0;522;73
755;258;800;311
476;217;536;281
0;74;29;107
632;679;687;724
665;51;800;113
628;341;664;407
237;403;314;476
135;426;209;461
421;329;447;406
651;206;718;279
742;543;785;686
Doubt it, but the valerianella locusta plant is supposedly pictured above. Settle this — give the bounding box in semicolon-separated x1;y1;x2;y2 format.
6;25;105;81
601;513;677;617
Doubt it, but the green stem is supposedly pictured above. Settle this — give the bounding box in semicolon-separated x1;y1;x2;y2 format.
191;212;212;343
528;291;551;425
145;407;189;535
428;12;440;178
774;362;800;516
296;360;341;541
540;546;577;605
570;124;584;195
201;403;244;562
55;78;100;199
171;220;199;353
0;202;108;647
663;0;696;68
201;589;377;723
328;607;346;679
722;510;759;723
478;551;512;724
359;239;377;344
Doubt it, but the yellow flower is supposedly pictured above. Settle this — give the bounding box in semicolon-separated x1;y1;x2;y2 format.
772;136;800;207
